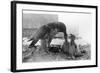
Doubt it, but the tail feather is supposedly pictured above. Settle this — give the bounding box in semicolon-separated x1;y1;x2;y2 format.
28;40;36;48
28;37;38;48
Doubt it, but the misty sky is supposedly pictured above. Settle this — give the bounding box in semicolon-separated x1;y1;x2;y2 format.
58;13;92;44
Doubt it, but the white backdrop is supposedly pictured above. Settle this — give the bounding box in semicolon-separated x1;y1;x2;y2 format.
0;0;99;73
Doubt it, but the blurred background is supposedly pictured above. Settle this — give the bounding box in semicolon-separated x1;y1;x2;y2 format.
23;10;92;44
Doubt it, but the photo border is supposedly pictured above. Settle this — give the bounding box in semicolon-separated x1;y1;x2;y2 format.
11;1;98;72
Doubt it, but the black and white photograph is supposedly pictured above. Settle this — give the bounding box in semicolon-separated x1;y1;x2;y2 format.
11;1;97;72
22;11;91;62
